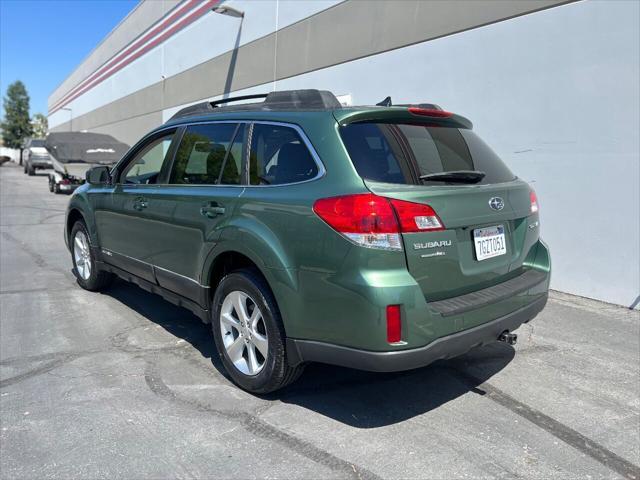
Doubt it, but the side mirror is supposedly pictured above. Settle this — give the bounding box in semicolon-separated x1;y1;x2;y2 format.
86;166;111;185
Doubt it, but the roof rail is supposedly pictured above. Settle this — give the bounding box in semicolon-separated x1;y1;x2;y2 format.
210;93;268;108
168;89;342;121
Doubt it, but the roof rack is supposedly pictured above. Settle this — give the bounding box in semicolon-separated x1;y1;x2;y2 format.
169;89;342;121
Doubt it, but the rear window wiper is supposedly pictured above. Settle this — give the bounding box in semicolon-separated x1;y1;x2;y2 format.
419;170;486;184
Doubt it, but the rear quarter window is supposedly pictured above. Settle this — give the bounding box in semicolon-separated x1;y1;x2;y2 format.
249;124;318;185
340;123;515;185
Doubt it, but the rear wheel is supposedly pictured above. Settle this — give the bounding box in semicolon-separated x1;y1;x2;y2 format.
211;269;304;394
48;177;54;192
70;221;113;291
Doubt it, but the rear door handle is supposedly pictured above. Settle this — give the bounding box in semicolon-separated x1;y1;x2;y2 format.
133;197;148;211
200;203;225;218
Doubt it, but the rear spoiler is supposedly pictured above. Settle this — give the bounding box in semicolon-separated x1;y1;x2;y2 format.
333;107;473;129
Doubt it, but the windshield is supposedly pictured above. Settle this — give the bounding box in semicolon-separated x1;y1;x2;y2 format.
340;123;515;185
30;139;45;148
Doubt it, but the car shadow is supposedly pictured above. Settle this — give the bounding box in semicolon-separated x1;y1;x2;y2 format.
104;279;219;364
103;279;515;428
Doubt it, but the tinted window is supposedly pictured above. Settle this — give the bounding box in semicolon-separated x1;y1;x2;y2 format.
249;124;318;185
169;123;243;185
121;134;174;184
30;139;45;148
340;123;515;185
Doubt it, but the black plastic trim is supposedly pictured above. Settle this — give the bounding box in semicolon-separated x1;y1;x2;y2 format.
286;294;547;371
97;261;210;323
428;269;547;317
154;265;206;305
101;249;155;284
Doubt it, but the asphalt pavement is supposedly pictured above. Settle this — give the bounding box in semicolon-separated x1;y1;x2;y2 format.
1;162;638;479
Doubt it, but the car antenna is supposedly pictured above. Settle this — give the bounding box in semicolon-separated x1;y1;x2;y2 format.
376;96;392;107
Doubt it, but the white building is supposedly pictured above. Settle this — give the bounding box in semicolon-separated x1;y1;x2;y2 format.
48;0;640;308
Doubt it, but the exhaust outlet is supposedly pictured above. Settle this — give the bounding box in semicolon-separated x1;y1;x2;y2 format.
498;331;517;345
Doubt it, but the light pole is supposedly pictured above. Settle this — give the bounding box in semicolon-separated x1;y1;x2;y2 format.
212;4;244;18
212;3;245;98
60;107;73;132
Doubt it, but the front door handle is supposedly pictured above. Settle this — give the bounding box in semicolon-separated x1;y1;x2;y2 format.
133;197;148;211
200;202;225;218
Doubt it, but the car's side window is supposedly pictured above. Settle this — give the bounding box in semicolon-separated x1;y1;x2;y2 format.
169;123;243;185
249;124;318;185
121;134;174;184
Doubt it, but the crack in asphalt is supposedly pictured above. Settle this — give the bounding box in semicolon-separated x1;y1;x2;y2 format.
0;230;73;278
0;353;86;388
0;326;194;388
143;362;381;480
449;368;640;480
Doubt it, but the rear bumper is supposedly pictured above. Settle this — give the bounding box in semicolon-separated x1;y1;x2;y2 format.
287;293;547;371
30;160;52;168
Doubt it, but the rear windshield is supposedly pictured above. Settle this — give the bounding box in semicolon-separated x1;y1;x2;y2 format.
340;123;515;185
30;140;45;148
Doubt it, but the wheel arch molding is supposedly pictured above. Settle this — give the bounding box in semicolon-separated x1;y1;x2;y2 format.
65;199;97;250
202;242;298;323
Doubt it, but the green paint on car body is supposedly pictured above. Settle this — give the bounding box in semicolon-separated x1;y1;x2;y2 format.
66;90;550;386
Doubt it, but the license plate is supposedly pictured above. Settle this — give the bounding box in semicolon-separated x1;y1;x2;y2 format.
473;225;507;261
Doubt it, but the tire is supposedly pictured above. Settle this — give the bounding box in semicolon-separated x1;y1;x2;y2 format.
211;269;304;394
70;221;114;291
27;163;35;176
48;177;54;192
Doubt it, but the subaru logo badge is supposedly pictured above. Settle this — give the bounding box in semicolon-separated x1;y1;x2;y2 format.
489;197;504;211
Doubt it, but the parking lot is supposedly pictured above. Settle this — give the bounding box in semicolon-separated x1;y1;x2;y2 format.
0;162;638;479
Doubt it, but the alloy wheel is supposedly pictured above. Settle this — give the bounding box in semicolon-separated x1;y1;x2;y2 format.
73;231;92;280
219;290;268;376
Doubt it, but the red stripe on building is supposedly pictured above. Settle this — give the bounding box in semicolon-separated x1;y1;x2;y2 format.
51;0;218;115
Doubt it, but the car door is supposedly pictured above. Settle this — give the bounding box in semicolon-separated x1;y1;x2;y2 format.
149;122;246;302
94;129;178;282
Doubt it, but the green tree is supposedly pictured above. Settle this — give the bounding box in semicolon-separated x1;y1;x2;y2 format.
31;113;48;138
1;81;33;162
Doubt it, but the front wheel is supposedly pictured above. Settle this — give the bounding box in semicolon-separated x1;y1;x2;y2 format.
70;221;114;291
211;269;304;394
27;163;34;176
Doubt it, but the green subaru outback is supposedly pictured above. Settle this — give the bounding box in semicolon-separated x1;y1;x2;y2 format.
65;90;550;393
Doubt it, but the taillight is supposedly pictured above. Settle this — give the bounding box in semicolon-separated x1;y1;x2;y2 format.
61;179;70;185
313;193;401;250
408;107;453;118
386;305;402;343
388;198;444;232
312;193;445;251
530;189;539;214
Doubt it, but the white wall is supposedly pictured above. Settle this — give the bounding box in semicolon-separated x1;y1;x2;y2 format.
49;0;340;129
166;0;640;307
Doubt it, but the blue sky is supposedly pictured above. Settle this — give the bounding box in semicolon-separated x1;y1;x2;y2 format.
0;0;138;117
